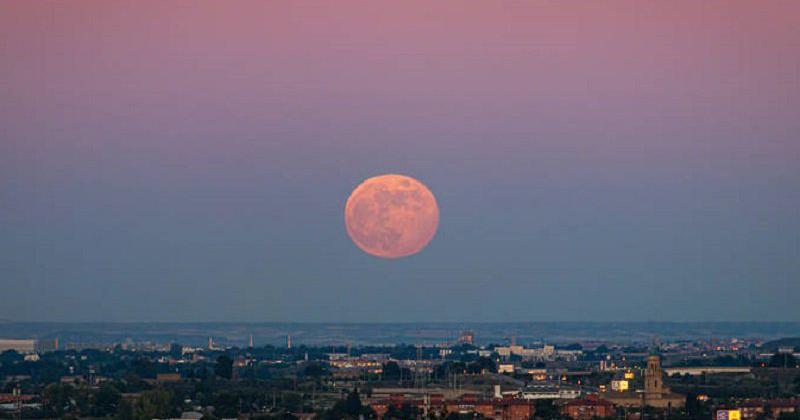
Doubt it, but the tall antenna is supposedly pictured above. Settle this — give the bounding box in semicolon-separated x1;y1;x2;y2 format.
13;386;21;420
414;330;426;389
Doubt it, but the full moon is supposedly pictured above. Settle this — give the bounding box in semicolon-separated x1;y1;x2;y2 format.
345;174;439;259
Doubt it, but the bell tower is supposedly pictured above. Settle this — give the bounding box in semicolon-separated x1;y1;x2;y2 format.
644;355;665;396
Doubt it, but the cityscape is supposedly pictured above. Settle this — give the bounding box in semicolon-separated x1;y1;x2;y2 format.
1;323;800;419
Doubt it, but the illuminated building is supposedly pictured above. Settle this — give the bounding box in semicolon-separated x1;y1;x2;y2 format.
602;355;685;409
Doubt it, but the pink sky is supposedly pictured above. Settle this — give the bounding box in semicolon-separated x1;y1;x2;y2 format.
1;1;799;322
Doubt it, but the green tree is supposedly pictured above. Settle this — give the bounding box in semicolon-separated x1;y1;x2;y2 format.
93;383;122;417
215;355;234;379
132;388;178;420
303;362;325;378
794;373;800;394
325;389;372;419
73;384;92;415
534;399;568;419
115;398;134;420
169;343;183;359
467;356;497;374
212;389;240;418
132;358;157;379
343;389;363;414
0;350;23;364
43;383;74;417
383;361;401;379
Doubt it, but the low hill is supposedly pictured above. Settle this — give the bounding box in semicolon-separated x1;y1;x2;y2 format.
762;337;800;351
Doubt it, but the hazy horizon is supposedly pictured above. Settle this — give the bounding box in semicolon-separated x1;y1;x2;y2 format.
3;321;800;346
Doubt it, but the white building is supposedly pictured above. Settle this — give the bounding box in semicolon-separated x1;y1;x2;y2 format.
0;339;37;354
518;385;581;400
495;344;581;361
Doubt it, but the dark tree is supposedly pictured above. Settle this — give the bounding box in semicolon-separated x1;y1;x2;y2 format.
343;389;363;415
768;353;798;368
169;343;183;359
92;383;121;417
303;362;325;378
534;399;568;420
385;403;420;419
445;412;476;420
595;345;610;353
560;343;582;351
132;357;157;379
795;374;800;394
383;361;402;379
43;383;74;417
467;356;497;374
325;389;371;419
132;388;178;420
0;350;23;364
215;355;234;379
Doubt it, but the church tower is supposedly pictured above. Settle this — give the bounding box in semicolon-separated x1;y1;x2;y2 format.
644;355;666;396
606;353;685;409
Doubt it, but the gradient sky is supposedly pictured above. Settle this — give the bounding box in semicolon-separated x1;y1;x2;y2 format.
1;1;799;322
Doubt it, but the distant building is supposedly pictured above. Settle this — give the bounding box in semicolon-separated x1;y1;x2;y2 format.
716;409;742;420
0;339;36;354
610;380;629;391
563;395;615;420
329;357;383;375
0;393;35;404
371;394;534;420
663;366;751;376
603;355;685;409
498;364;515;374
519;385;581;400
737;398;800;419
458;330;474;345
156;373;182;383
60;375;85;386
36;338;58;353
495;344;581;361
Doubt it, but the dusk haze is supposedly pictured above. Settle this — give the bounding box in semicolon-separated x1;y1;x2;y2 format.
1;2;798;323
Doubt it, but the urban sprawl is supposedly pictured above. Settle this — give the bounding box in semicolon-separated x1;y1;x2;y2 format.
1;331;799;420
